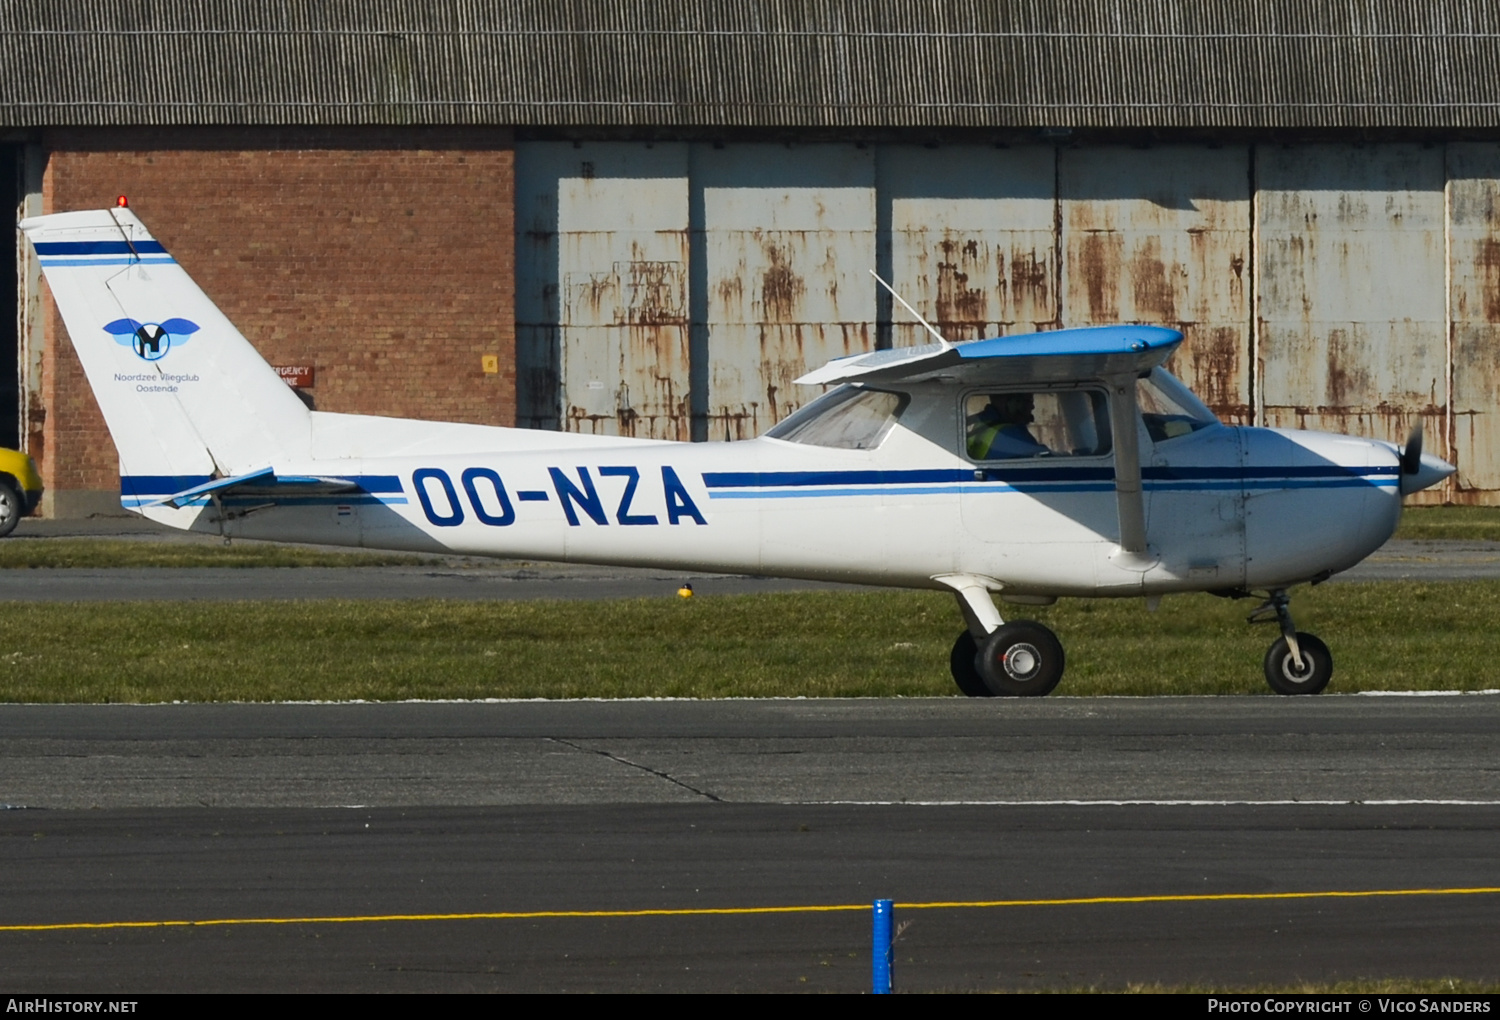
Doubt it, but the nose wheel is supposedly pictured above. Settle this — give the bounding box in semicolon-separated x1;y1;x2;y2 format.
1251;590;1333;695
1264;632;1333;695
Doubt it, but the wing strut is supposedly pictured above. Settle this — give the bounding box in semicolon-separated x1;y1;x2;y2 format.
1106;373;1148;557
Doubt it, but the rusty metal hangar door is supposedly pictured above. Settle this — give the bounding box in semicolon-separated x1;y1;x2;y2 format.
517;141;1500;503
517;142;878;441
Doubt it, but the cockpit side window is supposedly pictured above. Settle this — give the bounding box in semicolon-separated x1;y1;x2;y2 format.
965;390;1111;461
766;386;909;450
1137;367;1220;443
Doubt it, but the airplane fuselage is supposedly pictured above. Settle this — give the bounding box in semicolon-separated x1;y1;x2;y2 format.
136;409;1407;599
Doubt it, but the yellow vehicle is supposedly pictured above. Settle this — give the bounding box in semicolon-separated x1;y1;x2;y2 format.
0;448;42;537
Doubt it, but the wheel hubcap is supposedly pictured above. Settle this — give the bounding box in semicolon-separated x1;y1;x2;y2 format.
1281;653;1313;682
1003;643;1042;681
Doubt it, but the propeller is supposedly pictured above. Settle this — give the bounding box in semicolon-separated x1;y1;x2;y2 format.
1399;421;1423;477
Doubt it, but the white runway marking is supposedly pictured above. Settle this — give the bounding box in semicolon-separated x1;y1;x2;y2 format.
1355;689;1500;697
812;799;1500;807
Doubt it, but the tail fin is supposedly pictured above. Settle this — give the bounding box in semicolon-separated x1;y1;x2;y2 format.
19;207;311;501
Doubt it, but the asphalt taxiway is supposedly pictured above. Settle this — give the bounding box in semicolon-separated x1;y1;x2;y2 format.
5;696;1500;807
3;521;1499;991
3;802;1496;993
2;698;1498;991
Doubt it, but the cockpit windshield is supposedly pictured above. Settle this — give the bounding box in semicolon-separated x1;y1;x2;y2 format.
766;385;908;450
1137;368;1220;442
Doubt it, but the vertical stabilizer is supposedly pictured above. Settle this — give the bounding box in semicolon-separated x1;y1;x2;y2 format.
19;208;311;500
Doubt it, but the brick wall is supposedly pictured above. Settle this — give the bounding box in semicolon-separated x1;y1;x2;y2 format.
39;126;516;513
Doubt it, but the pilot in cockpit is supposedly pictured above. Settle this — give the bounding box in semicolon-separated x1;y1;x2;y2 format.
966;392;1051;460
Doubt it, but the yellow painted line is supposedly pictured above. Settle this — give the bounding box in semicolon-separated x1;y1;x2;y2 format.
0;904;869;932
3;886;1497;934
895;887;1500;910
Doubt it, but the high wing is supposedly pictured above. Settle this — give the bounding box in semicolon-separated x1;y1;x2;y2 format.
794;325;1182;386
797;325;1185;560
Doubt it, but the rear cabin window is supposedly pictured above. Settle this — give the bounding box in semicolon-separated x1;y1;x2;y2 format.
965;390;1110;461
767;386;909;450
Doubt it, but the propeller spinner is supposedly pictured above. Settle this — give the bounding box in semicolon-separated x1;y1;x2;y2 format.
1397;420;1456;496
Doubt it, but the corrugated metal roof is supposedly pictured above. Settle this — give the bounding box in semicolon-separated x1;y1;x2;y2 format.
6;0;1500;128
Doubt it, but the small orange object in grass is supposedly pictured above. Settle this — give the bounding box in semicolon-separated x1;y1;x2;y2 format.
677;583;694;598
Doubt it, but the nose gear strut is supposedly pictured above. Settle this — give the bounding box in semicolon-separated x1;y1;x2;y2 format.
1248;588;1333;695
1249;589;1303;670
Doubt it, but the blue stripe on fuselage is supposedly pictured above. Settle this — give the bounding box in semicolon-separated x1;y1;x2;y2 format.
702;465;1396;490
34;241;169;255
122;475;213;497
702;466;1398;500
344;475;403;493
120;494;409;508
39;256;178;267
1146;465;1398;480
703;468;1114;488
121;474;404;497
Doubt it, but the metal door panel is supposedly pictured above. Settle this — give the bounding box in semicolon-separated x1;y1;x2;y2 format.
698;145;877;439
1255;144;1447;500
1061;146;1252;423
883;145;1058;344
555;147;691;439
1447;144;1500;500
514;143;566;430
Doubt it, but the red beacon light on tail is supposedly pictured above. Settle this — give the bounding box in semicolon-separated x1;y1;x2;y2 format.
115;195;128;208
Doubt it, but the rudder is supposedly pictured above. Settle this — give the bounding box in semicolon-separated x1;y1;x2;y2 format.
20;207;311;506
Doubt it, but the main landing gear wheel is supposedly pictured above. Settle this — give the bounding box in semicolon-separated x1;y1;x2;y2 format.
949;631;993;698
977;621;1065;697
1264;632;1332;695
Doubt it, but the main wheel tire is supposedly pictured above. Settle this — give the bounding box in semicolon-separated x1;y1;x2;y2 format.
977;620;1065;697
1263;632;1333;695
0;480;22;539
949;631;993;697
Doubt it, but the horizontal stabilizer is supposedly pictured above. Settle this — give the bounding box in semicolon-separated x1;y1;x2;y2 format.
139;468;366;509
796;325;1183;386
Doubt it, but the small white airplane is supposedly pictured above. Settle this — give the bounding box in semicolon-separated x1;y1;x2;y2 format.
21;204;1455;697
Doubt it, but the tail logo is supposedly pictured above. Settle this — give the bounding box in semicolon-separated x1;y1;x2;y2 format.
103;318;200;362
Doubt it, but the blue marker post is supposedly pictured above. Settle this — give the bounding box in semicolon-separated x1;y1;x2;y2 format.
872;899;894;994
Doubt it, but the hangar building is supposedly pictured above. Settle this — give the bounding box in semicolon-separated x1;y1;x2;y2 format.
5;1;1500;514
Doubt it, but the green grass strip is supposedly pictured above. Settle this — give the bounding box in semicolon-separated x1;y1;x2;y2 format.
0;538;435;569
0;583;1497;703
1396;506;1500;541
